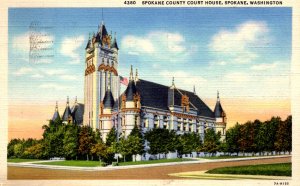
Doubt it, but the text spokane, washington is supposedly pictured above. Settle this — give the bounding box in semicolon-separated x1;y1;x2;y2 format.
141;1;283;5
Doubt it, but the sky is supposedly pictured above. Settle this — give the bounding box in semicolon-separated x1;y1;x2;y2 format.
8;8;291;139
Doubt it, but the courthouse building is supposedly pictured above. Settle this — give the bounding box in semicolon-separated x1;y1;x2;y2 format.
51;22;227;157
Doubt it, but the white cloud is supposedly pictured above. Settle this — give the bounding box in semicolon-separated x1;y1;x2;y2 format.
42;69;68;76
39;83;67;90
13;67;33;76
224;72;251;83
60;75;77;81
61;35;85;64
159;70;207;91
251;62;279;71
31;74;44;78
121;31;196;63
209;21;269;65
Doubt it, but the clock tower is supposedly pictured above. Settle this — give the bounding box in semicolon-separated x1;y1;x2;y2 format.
83;22;119;129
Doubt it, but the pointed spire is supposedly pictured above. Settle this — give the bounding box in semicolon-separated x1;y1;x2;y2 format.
75;96;78;104
135;68;139;82
55;101;58;111
129;65;133;81
193;85;196;95
171;77;175;88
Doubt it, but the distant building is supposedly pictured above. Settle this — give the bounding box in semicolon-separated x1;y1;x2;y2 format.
51;21;227;155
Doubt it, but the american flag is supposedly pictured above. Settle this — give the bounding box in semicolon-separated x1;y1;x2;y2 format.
119;76;128;86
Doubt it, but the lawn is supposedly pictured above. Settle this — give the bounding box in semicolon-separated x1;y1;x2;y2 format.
34;160;104;167
200;156;251;160
34;158;194;167
206;163;291;176
118;158;194;166
7;159;43;163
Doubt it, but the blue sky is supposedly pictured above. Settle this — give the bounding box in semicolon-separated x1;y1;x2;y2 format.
8;8;291;103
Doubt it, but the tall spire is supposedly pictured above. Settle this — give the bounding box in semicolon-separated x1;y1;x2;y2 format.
135;68;139;82
171;77;175;88
55;101;58;111
66;96;69;106
129;65;133;81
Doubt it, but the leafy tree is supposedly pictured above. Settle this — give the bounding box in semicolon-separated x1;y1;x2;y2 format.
117;137;130;162
91;142;108;162
179;132;201;157
78;126;93;160
106;127;117;147
128;124;145;160
202;128;221;156
23;142;44;159
63;123;79;160
225;123;240;155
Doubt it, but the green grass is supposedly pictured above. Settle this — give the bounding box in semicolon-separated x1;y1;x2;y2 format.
118;158;194;166
206;163;291;176
34;160;105;167
7;159;43;163
34;158;193;167
200;156;251;160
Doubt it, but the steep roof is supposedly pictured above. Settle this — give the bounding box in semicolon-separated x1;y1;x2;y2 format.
71;103;84;125
62;105;72;122
125;80;137;101
214;95;225;118
111;37;119;50
134;79;215;118
51;107;61;121
103;89;115;108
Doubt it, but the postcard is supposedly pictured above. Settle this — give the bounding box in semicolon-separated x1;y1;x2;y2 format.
1;0;299;186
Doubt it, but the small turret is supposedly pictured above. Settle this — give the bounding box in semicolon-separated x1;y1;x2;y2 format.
214;91;225;119
135;68;139;82
51;101;61;121
111;32;119;50
125;65;137;101
62;96;73;124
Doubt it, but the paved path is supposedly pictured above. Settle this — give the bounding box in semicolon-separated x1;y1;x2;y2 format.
7;156;291;179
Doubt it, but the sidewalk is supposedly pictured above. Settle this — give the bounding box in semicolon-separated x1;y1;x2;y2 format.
7;155;291;172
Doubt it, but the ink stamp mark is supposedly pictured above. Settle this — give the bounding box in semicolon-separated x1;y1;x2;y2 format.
29;21;54;64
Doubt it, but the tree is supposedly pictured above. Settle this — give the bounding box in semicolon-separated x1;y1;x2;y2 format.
23;142;44;159
128;124;145;160
106;127;117;147
179;132;201;157
117;137;130;162
226;123;241;155
78;126;93;160
202;128;221;156
63;123;79;160
91;142;108;162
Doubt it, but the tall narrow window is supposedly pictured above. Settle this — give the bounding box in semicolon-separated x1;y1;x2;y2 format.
154;115;159;128
163;116;168;129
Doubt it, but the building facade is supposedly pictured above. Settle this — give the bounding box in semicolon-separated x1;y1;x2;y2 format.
51;22;227;149
82;22;226;141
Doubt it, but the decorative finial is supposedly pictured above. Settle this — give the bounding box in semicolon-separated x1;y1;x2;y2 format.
75;96;78;104
172;77;175;86
217;91;220;101
193;85;196;94
130;65;133;81
135;68;139;82
55;101;58;111
67;96;69;106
